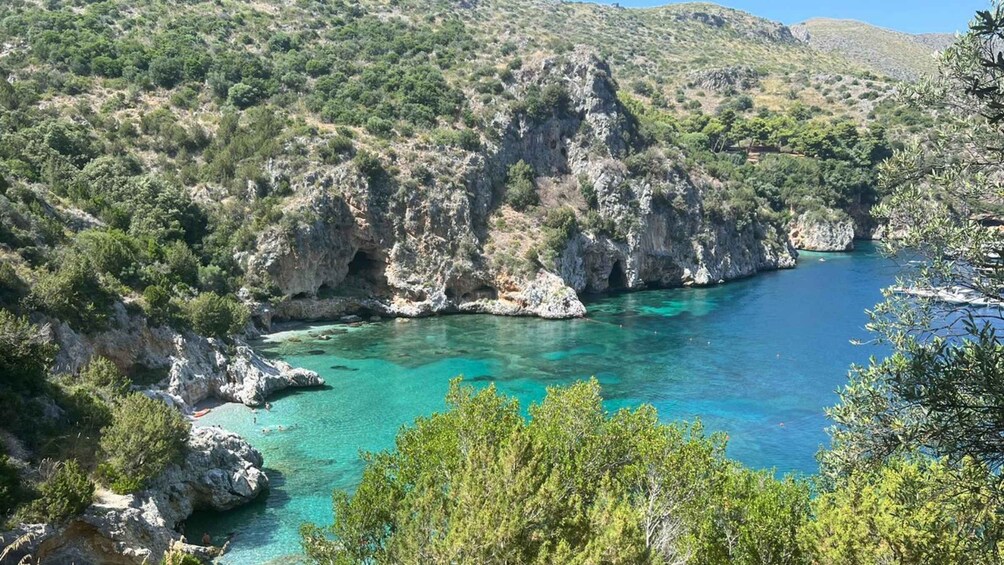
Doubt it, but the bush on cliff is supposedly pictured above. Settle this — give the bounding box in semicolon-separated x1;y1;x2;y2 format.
98;394;190;494
184;292;249;338
0;454;22;520
18;459;94;524
28;255;117;332
505;160;538;211
79;356;131;398
0;310;57;395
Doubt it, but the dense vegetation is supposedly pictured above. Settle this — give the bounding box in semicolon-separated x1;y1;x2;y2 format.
302;379;1003;564
623;96;894;221
0;307;191;526
302;379;810;564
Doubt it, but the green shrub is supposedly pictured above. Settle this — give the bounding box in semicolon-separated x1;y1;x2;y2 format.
514;83;571;122
184;292;249;338
364;116;394;137
302;379;810;563
227;82;263;109
0;454;21;519
98;394;189;494
319;136;354;164
0;261;26;306
73;229;141;283
23;460;93;523
0;310;57;394
579;174;597;208
352;150;384;183
430;128;481;151
80;356;130;397
504;160;537;211
800;458;1002;564
163;241;200;287
29;256;117;331
142;285;177;326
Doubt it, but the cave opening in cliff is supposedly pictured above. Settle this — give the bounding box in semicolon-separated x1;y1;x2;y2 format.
608;260;628;291
344;250;388;291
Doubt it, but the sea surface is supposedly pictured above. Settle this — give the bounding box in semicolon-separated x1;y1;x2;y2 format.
188;242;897;564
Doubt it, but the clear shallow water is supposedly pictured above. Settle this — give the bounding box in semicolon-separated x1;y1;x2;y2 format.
188;243;896;564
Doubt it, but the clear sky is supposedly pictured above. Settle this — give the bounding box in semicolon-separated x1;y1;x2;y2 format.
582;0;988;34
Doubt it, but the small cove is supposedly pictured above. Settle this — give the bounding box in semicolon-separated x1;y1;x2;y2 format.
189;243;896;564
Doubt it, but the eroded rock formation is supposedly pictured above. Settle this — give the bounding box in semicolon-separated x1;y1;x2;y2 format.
45;302;323;409
243;49;796;325
789;210;855;252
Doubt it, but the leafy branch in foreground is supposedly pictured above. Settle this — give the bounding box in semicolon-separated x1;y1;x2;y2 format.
817;5;1004;563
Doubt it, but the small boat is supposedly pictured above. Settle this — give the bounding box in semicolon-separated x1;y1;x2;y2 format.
194;408;212;418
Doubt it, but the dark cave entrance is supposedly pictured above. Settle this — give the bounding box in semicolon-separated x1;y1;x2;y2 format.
608;260;628;291
343;250;388;291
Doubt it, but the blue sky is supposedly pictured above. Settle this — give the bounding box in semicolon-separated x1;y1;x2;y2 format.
583;0;988;34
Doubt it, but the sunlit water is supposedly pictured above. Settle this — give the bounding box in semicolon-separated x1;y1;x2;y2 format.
188;243;897;563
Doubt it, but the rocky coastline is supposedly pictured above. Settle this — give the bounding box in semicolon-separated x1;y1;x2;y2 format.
0;47;887;565
1;305;324;564
241;50;799;327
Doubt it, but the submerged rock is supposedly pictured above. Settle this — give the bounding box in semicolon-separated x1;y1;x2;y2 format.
789;210;855;252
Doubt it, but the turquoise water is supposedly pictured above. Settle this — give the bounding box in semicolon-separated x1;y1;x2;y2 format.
188;243;896;563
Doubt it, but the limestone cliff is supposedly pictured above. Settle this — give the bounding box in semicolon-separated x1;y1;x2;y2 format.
244;49;797;325
788;210;856;252
44;302;323;409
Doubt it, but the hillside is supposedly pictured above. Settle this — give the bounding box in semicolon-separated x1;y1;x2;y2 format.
791;18;956;81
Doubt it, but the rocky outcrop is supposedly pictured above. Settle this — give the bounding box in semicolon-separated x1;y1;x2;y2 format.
10;428;266;565
688;66;761;93
789;210;855;251
45;303;323;409
243;48;796;326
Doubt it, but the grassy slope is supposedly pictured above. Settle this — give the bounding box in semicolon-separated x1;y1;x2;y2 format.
397;0;888;117
792;18;955;81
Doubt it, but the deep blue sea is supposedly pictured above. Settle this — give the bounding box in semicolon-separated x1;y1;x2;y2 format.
189;243;897;563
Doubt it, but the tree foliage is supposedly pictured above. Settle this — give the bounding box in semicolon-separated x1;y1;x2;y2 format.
505;160;538;211
0;310;57;394
97;394;190;494
19;459;94;524
184;292;249;338
815;6;1004;564
302;379;809;564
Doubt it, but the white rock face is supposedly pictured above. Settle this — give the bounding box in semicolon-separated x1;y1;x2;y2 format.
789;211;855;252
166;337;324;407
47;309;323;409
18;428;266;565
244;48;797;325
